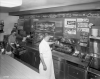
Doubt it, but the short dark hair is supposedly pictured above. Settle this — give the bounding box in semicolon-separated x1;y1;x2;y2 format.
44;33;53;37
14;23;18;25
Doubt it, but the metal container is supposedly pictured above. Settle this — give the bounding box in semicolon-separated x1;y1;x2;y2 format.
91;28;98;37
90;28;100;58
93;41;100;58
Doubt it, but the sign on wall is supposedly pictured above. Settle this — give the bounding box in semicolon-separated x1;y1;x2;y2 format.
64;19;76;34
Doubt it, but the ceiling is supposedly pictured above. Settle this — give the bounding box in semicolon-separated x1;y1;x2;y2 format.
21;0;100;11
0;0;100;12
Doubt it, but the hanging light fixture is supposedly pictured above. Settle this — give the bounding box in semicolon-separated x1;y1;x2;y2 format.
0;0;22;7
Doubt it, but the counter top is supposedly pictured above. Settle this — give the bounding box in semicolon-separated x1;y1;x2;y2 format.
52;50;100;75
52;50;89;67
20;44;89;67
19;43;38;51
0;54;46;79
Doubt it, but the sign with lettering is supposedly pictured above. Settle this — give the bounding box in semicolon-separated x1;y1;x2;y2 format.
65;28;76;34
77;18;89;22
65;19;76;28
77;23;88;28
77;28;89;32
64;19;77;35
21;11;100;19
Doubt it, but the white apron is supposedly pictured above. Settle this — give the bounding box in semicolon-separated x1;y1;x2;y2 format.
39;39;55;79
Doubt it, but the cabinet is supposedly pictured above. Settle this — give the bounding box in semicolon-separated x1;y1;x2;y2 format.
53;55;86;79
53;56;65;79
20;47;40;69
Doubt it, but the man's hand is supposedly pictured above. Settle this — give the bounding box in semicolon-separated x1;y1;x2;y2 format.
27;35;30;38
43;64;47;71
16;44;19;47
40;53;47;71
22;37;26;42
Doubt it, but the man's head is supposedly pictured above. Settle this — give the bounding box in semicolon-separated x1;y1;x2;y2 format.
0;20;4;27
0;20;4;25
44;33;53;42
38;33;44;40
12;32;16;36
14;23;18;28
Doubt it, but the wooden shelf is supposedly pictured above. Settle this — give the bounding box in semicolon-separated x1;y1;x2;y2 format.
35;30;54;33
89;36;100;40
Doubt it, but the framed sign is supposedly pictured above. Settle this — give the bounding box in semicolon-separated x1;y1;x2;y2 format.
64;18;76;28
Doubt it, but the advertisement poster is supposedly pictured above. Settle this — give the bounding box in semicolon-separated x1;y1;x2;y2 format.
65;19;76;28
64;19;76;34
77;23;88;28
77;18;89;22
77;28;89;32
65;28;76;34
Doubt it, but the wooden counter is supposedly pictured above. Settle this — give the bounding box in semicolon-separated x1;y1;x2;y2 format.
19;44;40;69
15;44;100;76
52;50;100;76
0;54;46;79
19;44;88;67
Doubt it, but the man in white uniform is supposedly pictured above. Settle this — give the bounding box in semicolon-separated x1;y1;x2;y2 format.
39;33;55;79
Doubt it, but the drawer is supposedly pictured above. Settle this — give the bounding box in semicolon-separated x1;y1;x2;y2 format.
68;65;85;79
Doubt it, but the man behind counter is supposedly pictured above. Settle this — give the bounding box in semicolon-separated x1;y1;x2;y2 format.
39;33;55;79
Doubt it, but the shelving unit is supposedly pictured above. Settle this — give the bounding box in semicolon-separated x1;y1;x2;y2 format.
35;30;54;33
89;36;100;40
